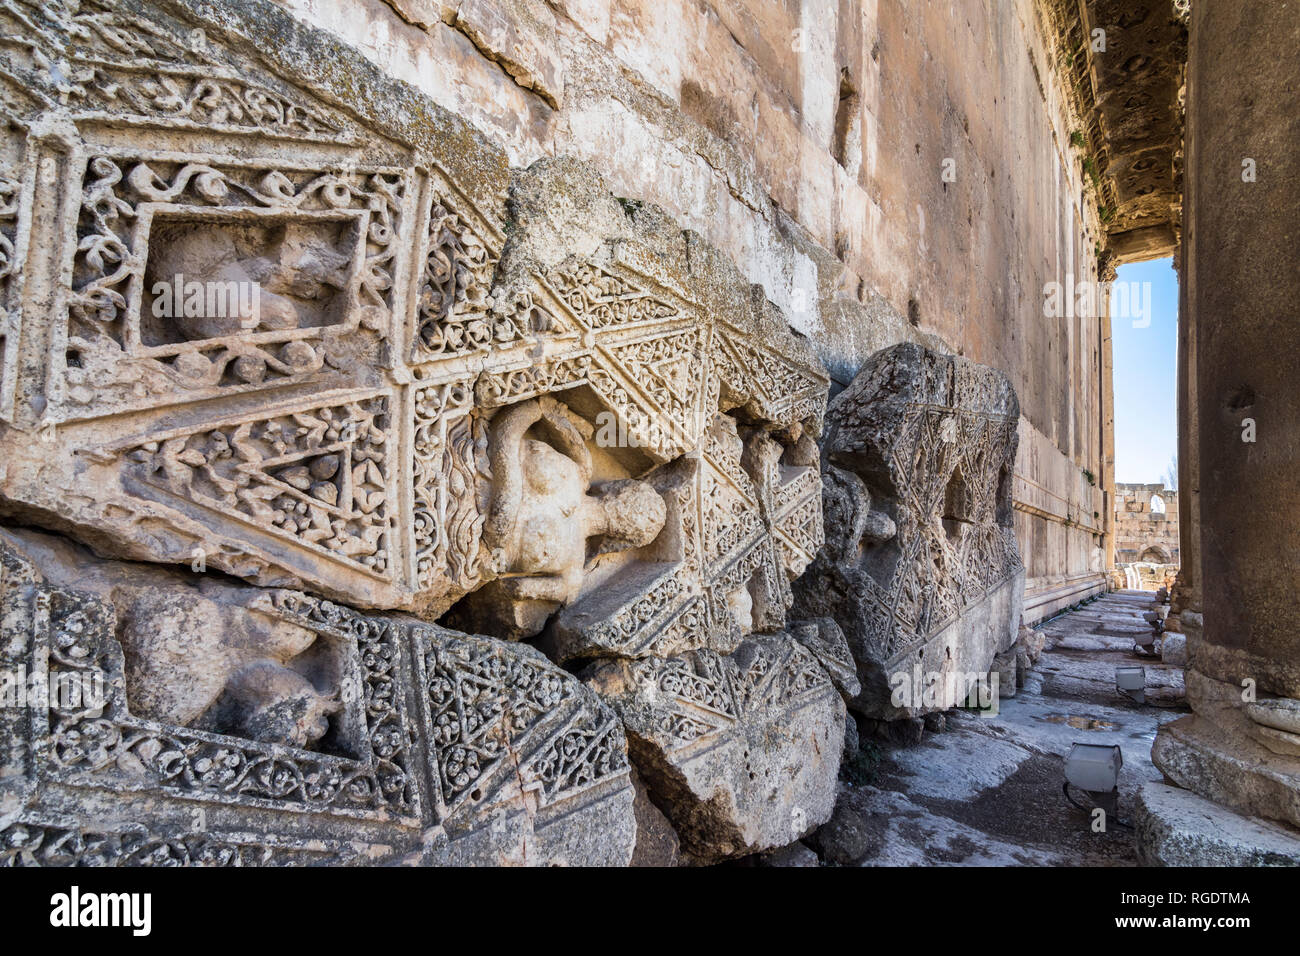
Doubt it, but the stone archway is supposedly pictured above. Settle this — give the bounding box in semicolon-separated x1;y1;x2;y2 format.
1139;545;1170;564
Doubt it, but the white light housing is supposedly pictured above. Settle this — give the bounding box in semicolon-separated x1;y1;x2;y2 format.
1116;665;1146;704
1064;742;1122;792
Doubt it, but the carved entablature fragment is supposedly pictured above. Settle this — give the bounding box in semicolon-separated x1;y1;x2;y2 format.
792;343;1025;718
0;0;830;655
0;527;636;865
584;630;845;862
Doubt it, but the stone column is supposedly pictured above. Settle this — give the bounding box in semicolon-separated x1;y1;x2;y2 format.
1151;0;1300;827
1100;272;1117;576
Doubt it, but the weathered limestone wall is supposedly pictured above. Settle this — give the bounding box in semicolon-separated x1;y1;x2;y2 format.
1113;482;1179;566
274;0;1113;621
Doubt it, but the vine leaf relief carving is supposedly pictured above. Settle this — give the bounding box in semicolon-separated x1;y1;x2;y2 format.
0;0;830;646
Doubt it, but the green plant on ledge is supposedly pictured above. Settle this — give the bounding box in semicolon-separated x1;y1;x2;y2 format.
1081;155;1101;188
1083;468;1096;486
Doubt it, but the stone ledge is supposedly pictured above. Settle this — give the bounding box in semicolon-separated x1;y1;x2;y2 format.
1135;780;1300;867
1022;573;1107;625
1152;715;1300;830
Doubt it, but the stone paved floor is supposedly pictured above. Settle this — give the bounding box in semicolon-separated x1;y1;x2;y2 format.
845;591;1188;866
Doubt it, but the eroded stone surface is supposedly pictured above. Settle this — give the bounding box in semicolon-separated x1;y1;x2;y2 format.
585;631;844;863
792;343;1024;718
0;530;635;866
1153;714;1300;830
1135;780;1300;867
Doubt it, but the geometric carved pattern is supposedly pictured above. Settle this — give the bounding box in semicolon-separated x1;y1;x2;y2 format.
0;546;635;862
24;584;418;822
0;821;347;867
0;0;829;621
867;405;1022;656
795;342;1023;665
627;635;837;752
412;625;629;827
101;389;395;578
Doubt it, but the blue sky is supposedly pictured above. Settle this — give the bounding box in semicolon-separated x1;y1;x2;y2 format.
1112;258;1178;485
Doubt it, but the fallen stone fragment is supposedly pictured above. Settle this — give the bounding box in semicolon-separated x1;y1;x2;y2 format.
584;632;845;863
790;617;862;702
1161;632;1188;666
792;343;1024;719
0;529;636;866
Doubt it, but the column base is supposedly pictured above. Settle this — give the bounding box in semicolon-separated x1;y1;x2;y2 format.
1135;779;1300;866
1152;715;1300;829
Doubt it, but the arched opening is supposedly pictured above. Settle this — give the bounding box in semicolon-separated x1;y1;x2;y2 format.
1150;494;1166;515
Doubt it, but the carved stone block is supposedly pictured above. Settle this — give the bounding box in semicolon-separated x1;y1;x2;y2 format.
0;0;833;866
584;632;845;863
0;529;634;865
792;343;1025;719
0;3;828;663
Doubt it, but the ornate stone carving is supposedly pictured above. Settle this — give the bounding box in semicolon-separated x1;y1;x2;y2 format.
0;9;828;640
12;582;418;820
63;155;404;414
792;343;1025;718
585;631;845;862
446;395;667;640
0;528;636;865
0;0;833;866
412;171;504;358
0;821;349;866
0;27;826;636
0;140;26;424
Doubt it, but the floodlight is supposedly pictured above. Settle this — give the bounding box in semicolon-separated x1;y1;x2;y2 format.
1063;742;1122;818
1116;665;1145;704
